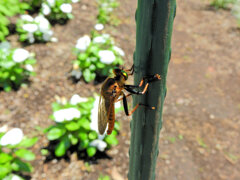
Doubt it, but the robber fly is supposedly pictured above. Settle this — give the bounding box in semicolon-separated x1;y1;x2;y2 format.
98;65;161;135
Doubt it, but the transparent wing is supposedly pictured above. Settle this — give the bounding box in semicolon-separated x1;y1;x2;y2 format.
98;95;108;135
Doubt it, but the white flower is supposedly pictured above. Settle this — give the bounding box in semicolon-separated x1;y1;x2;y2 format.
12;48;30;63
93;36;106;44
50;37;58;42
20;15;34;22
107;7;113;12
11;174;22;180
42;30;53;41
35;15;50;32
53;108;81;122
53;110;65;122
65;108;80;121
42;3;51;15
89;139;107;152
113;46;125;56
25;64;34;72
22;24;38;33
90;96;99;132
0;41;11;50
94;23;104;31
98;50;116;64
27;33;35;43
102;33;110;39
60;3;72;13
115;101;121;109
0;128;23;146
47;0;55;7
75;35;91;51
70;94;88;105
72;0;79;3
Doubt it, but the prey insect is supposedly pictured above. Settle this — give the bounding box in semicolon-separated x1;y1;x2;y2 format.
98;65;161;135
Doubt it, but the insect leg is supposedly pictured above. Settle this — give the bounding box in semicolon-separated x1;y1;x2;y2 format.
125;65;134;75
124;83;149;95
116;93;132;102
119;92;155;116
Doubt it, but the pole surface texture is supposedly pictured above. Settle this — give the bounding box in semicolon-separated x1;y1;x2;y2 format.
128;0;176;179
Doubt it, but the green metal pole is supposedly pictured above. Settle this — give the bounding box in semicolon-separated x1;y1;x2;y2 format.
128;0;176;180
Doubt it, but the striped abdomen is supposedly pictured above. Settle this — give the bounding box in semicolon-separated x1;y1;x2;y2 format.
107;100;115;135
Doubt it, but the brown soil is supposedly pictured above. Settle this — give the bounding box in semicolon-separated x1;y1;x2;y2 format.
0;0;240;179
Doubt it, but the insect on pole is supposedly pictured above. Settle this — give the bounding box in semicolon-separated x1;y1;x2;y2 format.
128;0;176;180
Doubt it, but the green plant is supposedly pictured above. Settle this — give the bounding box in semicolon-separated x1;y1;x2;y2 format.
43;94;120;158
232;0;240;27
210;0;236;9
22;0;43;11
41;0;74;23
0;0;30;41
0;42;36;91
72;33;124;82
96;0;119;25
98;174;111;180
16;14;56;43
0;128;38;179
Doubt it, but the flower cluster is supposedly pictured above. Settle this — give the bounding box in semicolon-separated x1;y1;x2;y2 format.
41;0;75;23
72;33;124;82
0;127;38;180
43;94;119;157
16;14;56;43
0;42;36;91
96;0;119;25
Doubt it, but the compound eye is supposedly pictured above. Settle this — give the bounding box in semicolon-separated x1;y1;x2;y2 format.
122;72;128;80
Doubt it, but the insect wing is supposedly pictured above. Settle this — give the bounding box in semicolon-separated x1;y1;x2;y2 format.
98;95;108;135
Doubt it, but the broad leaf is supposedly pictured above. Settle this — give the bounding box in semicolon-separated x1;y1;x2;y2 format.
15;149;35;161
47;127;66;140
54;136;71;157
87;147;96;157
0;153;13;164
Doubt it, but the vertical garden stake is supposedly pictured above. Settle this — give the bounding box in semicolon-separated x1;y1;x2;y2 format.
128;0;176;180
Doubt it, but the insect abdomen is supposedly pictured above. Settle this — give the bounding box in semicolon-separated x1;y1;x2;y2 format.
107;104;115;135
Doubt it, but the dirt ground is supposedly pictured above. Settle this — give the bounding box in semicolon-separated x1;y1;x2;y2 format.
0;0;240;179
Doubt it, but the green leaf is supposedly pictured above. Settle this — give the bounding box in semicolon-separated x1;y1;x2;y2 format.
68;134;78;145
0;163;11;179
52;102;62;111
83;69;96;82
40;149;49;156
65;121;80;131
47;127;66;140
96;62;105;69
88;131;98;140
15;149;35;161
78;53;88;61
78;139;89;150
11;158;33;172
4;86;11;92
105;135;118;145
87;147;97;157
0;5;12;16
55;136;71;157
18;137;38;148
78;132;88;141
0;153;13;164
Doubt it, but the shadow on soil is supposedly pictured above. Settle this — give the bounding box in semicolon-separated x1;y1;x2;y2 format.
42;141;112;165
